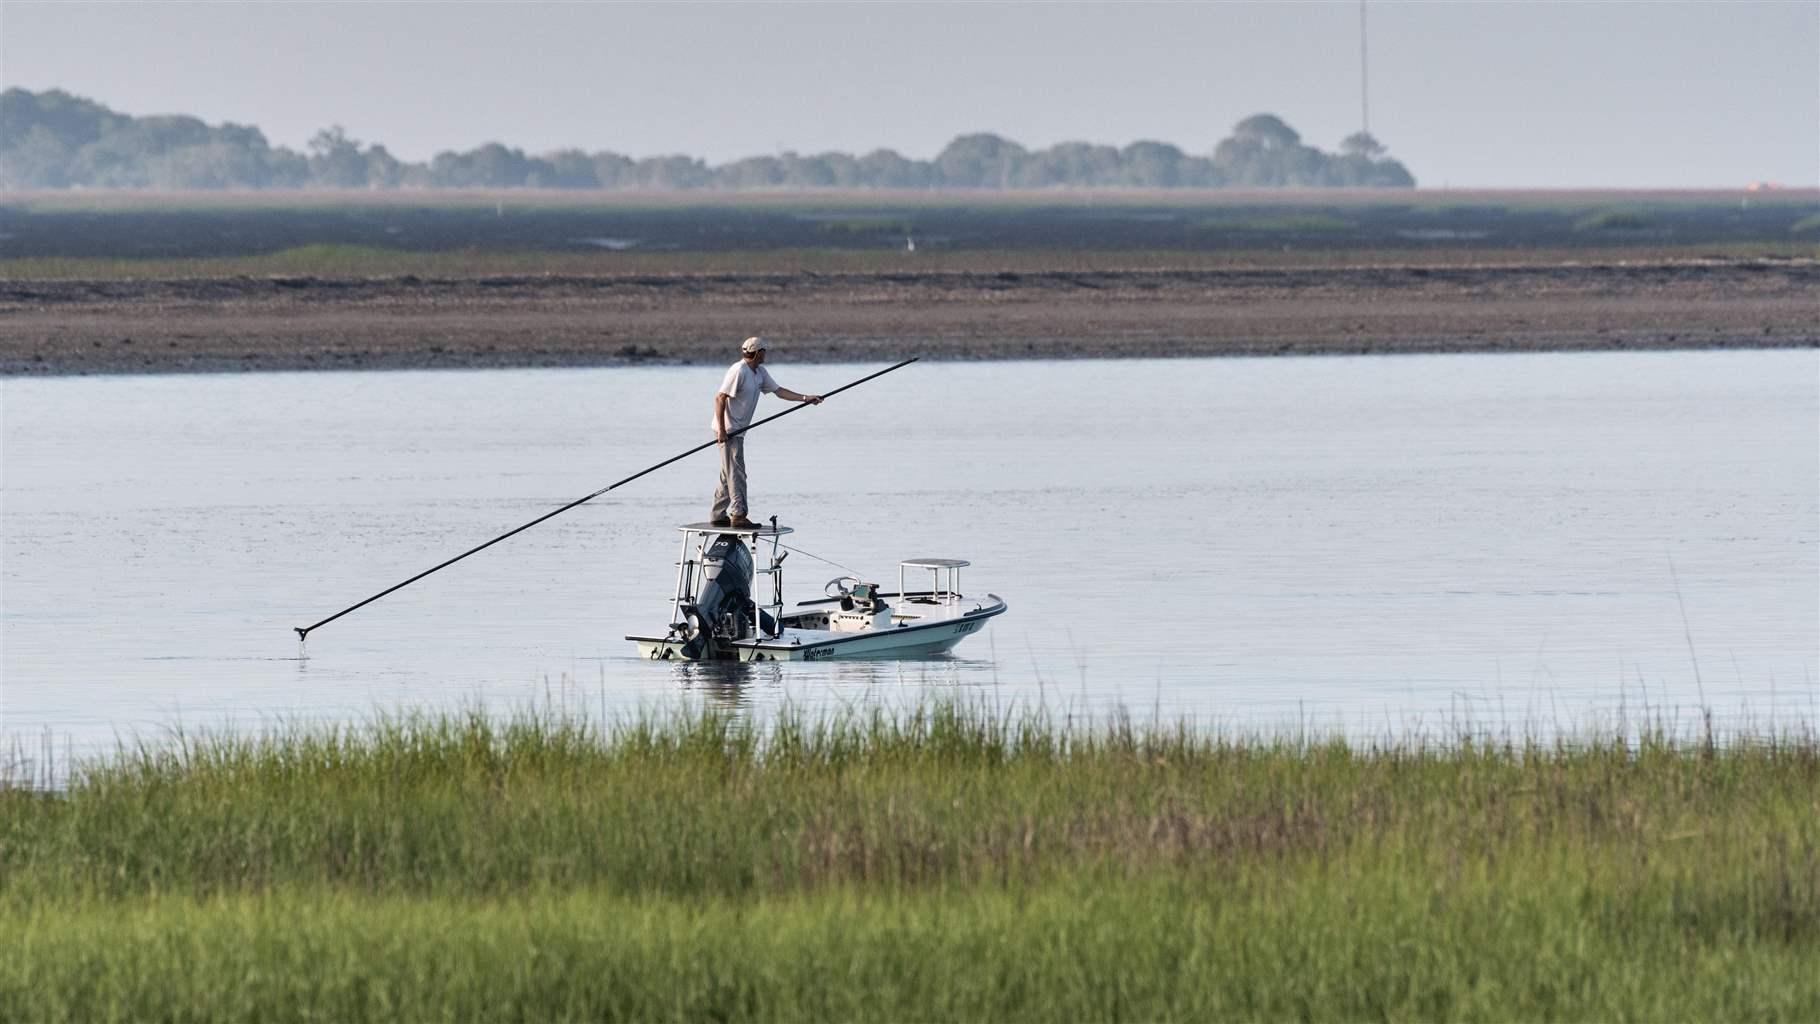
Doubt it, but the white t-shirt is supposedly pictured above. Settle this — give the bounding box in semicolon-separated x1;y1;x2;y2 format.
712;360;779;434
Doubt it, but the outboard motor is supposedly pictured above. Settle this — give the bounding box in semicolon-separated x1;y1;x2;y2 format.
675;534;772;658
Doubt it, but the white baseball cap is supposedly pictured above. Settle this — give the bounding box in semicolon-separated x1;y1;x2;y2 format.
741;336;767;355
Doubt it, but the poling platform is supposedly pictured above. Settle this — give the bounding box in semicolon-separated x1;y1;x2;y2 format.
677;521;794;537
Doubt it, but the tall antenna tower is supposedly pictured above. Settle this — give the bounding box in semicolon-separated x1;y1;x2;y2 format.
1359;0;1371;135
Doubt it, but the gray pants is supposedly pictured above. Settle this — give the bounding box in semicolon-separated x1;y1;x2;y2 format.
710;436;747;519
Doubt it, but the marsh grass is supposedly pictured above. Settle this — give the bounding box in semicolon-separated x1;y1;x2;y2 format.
3;701;1817;1019
1196;213;1358;233
1573;208;1658;232
2;242;1815;281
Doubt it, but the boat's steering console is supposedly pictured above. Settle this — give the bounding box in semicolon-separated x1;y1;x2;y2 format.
825;575;887;612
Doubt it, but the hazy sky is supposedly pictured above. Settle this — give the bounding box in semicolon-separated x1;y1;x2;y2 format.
3;1;1815;188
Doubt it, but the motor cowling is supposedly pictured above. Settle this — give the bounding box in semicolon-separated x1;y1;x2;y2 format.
697;535;754;626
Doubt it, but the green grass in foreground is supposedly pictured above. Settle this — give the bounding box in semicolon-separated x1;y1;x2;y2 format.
3;704;1817;1020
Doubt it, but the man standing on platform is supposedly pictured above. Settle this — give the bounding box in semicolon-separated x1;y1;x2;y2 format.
710;336;821;529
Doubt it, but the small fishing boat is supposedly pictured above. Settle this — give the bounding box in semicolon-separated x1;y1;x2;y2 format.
628;520;1007;661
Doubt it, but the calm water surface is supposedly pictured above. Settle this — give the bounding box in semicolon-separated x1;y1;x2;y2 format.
3;351;1816;765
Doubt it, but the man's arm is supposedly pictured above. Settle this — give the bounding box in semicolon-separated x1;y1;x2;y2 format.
775;387;822;405
715;392;731;442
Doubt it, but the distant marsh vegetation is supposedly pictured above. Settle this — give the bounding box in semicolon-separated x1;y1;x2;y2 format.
1;189;1813;268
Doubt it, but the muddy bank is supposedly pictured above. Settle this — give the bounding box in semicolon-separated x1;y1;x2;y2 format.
2;260;1814;375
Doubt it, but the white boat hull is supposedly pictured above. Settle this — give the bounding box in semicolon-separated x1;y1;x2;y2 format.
630;593;1006;662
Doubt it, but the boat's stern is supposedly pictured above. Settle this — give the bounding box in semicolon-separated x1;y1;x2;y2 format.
628;634;690;661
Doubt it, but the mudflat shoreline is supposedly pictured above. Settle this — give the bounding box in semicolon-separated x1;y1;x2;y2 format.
2;259;1814;375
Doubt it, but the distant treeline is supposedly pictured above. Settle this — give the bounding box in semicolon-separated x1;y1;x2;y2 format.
1;88;1416;191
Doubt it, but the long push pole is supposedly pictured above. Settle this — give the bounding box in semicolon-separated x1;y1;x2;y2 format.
294;356;918;642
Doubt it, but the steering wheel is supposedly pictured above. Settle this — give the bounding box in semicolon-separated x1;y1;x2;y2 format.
824;575;862;599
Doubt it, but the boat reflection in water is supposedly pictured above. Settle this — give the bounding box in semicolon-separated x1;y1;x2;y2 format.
666;656;996;711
